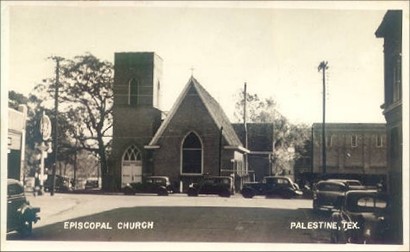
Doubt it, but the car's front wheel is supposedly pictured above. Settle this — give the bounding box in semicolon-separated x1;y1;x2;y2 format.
157;188;169;196
313;200;320;213
18;220;32;238
187;188;198;197
241;189;255;198
219;189;231;198
280;190;293;199
333;229;347;244
123;187;134;195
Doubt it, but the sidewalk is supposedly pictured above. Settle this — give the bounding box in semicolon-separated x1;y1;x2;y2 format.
26;193;79;228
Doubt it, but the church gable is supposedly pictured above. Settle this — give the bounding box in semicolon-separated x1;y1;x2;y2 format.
147;77;243;149
152;81;220;145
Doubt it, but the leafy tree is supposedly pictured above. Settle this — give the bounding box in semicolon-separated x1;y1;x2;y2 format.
234;90;310;175
8;90;28;110
39;53;114;190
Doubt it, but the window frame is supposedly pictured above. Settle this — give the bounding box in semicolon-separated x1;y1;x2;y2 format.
180;131;203;175
128;78;140;106
351;135;358;148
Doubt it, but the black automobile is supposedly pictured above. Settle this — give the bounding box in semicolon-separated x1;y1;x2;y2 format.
240;176;303;199
330;190;391;244
43;174;72;192
85;177;100;190
187;176;234;197
7;179;40;237
122;176;173;196
312;179;364;212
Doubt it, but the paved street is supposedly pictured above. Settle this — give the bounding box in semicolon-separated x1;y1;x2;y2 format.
25;193;319;228
6;192;333;245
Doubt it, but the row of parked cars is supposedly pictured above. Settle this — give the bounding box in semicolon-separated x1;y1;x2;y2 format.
8;174;391;244
122;175;236;197
312;178;391;244
122;175;304;199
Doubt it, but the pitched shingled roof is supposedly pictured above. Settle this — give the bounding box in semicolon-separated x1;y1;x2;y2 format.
147;77;246;150
232;123;274;152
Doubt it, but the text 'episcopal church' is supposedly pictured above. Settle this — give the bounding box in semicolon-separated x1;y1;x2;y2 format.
111;52;256;193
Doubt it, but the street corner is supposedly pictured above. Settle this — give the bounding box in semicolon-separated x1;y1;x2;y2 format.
26;193;78;220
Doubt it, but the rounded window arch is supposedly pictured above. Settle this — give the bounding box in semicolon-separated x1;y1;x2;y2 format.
181;132;203;174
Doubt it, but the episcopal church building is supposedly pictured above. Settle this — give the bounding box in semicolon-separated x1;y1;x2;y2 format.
111;52;250;192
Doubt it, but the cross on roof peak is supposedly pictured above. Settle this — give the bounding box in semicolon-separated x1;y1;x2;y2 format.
190;66;195;76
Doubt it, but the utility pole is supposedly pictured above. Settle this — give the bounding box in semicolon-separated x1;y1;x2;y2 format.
243;82;248;175
50;56;63;196
73;126;79;190
318;61;329;175
218;126;223;176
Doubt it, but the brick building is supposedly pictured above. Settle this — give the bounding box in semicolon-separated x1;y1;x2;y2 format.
312;123;387;184
112;52;249;192
232;123;274;182
375;10;403;243
111;52;163;189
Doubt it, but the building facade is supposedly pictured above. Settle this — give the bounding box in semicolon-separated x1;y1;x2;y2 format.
375;10;403;243
111;52;163;189
145;77;249;192
112;52;249;192
8;105;28;181
232;123;274;182
312;123;387;184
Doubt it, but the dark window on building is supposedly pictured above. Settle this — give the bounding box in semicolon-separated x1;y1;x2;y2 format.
393;55;402;102
351;135;358;148
376;135;383;147
326;135;333;147
182;132;202;174
390;127;401;165
129;78;139;106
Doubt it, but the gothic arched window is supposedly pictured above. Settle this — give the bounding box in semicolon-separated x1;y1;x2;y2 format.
129;78;139;106
182;132;202;174
122;145;142;165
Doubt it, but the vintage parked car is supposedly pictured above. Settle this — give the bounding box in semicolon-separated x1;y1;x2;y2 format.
122;176;173;196
312;179;364;212
187;176;234;197
43;174;72;192
325;179;364;189
330;190;391;244
85;177;100;190
240;176;303;199
7;179;40;237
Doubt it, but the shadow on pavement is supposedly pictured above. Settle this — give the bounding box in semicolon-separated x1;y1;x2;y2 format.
7;206;332;243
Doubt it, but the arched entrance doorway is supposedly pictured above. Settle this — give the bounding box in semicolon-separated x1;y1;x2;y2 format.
121;145;142;187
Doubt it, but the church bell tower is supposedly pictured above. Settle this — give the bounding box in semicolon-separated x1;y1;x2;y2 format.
111;52;163;190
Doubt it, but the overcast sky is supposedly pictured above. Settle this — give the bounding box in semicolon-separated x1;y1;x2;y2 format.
2;1;408;125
